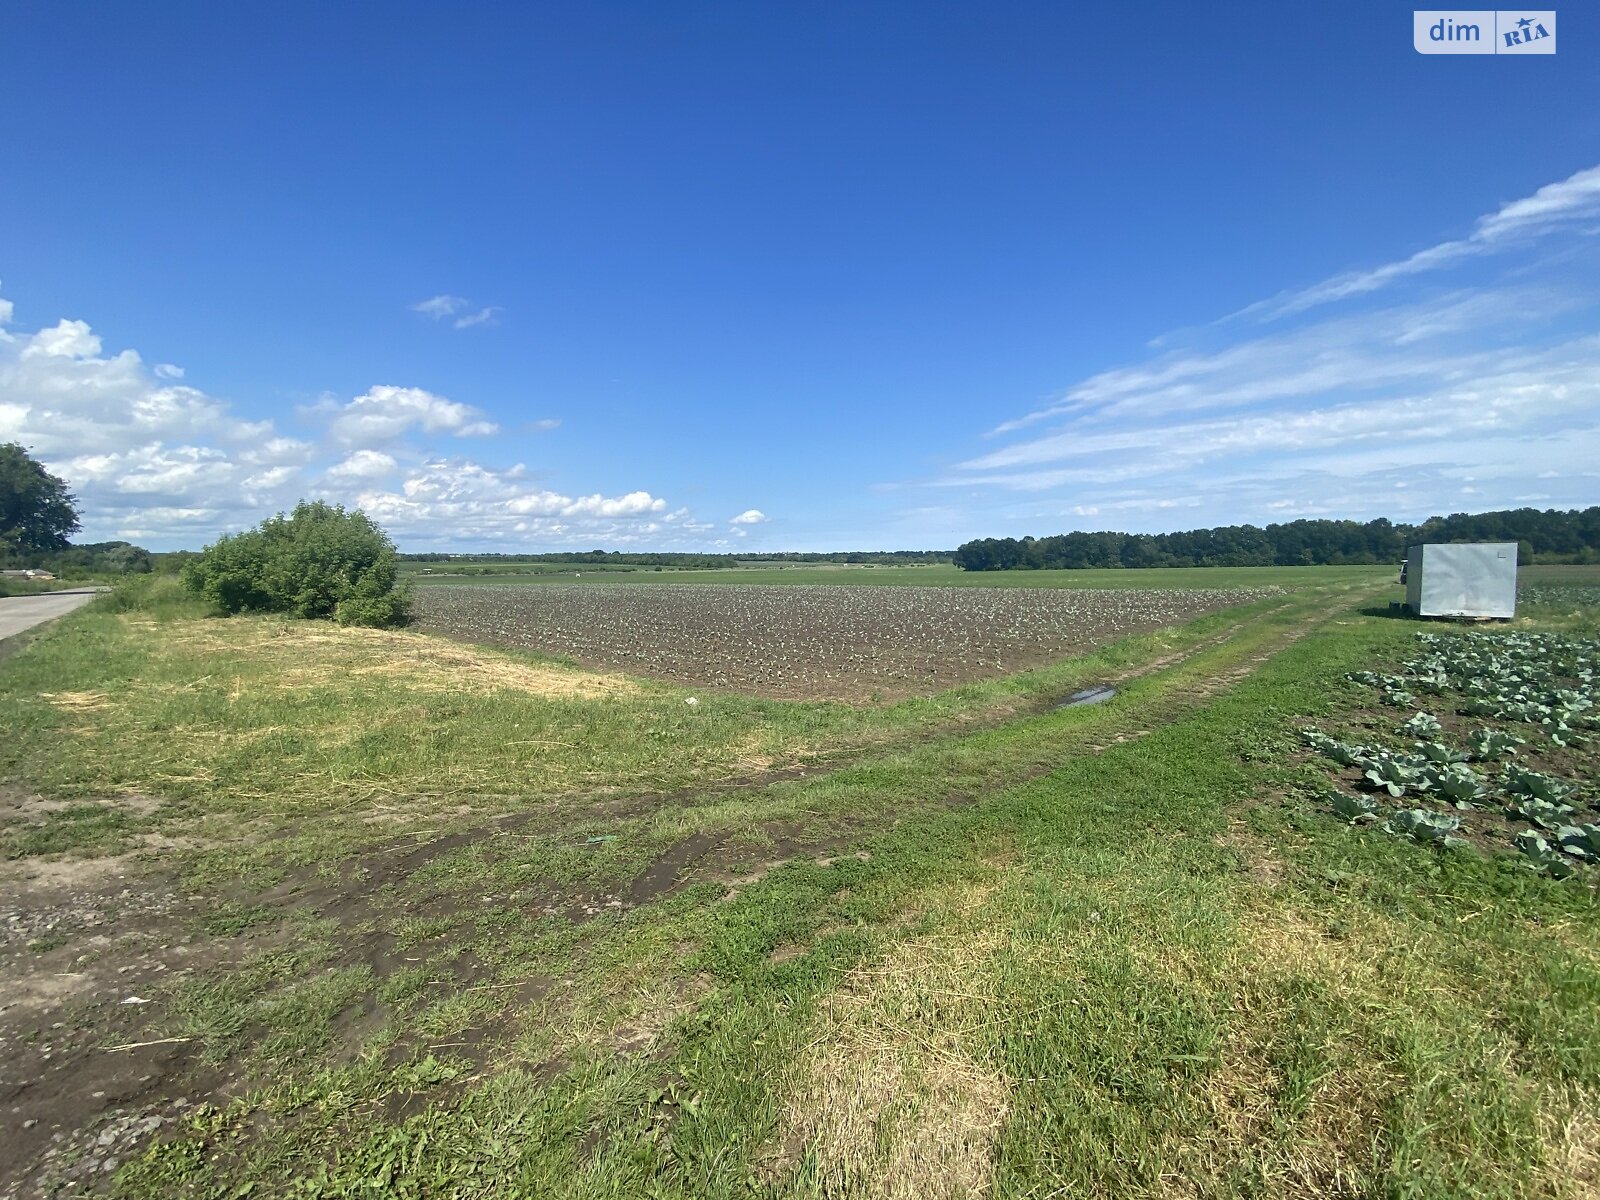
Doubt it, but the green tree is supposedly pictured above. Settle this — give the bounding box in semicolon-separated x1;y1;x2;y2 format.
953;506;1600;570
180;500;410;627
0;442;80;554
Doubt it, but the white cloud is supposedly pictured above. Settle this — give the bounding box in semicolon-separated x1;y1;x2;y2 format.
23;319;103;359
730;509;768;525
991;287;1576;434
582;492;666;517
412;294;501;329
1476;164;1600;241
243;466;296;490
328;385;499;445
0;285;700;550
453;306;500;329
326;449;399;480
0;311;267;458
661;506;716;533
55;444;238;496
242;437;315;466
937;163;1600;532
1237;163;1600;321
0;401;27;436
352;459;670;544
958;339;1600;483
411;295;467;319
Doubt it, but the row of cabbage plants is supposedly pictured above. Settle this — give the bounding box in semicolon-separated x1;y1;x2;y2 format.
1300;630;1597;877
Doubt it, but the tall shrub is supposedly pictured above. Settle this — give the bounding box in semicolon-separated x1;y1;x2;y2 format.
180;501;411;627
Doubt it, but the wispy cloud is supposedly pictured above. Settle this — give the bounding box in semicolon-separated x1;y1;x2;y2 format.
1233;163;1600;323
937;162;1600;530
411;294;501;329
451;305;500;329
730;509;768;525
960;339;1600;479
990;285;1582;435
411;294;466;319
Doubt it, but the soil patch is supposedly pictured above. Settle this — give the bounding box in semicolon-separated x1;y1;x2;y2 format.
413;583;1279;701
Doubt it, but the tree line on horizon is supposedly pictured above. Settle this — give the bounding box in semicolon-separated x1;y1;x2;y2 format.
952;507;1600;571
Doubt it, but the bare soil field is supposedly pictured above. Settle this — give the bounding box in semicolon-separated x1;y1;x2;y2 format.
411;582;1280;699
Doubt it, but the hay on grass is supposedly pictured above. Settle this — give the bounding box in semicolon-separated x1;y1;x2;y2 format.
770;886;1011;1200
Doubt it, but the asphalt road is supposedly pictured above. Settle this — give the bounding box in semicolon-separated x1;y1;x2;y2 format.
0;589;102;643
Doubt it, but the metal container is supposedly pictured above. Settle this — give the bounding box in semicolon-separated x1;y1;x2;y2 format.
1404;542;1518;619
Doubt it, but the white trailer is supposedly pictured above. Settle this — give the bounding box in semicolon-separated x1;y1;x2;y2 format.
1402;542;1517;619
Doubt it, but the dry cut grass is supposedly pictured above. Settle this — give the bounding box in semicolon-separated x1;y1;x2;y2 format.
40;691;113;713
1541;1088;1600;1198
769;883;1011;1200
148;619;641;700
1165;920;1399;1198
0;611;867;831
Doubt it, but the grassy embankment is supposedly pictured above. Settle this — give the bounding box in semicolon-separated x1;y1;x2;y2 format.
1;567;1597;1197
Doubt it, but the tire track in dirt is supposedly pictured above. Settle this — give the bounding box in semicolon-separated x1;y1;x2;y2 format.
1082;609;1329;756
518;600;1348;916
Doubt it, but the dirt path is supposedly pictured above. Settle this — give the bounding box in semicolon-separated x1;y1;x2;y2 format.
0;850;223;1197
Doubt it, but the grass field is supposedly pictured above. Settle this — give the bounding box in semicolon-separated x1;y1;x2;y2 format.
1;566;1597;1198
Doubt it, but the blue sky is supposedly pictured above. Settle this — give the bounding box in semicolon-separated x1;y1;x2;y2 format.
1;2;1596;552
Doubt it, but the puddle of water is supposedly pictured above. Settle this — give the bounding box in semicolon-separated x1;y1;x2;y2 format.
1058;685;1116;709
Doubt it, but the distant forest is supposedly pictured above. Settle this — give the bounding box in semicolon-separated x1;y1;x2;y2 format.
952;507;1600;571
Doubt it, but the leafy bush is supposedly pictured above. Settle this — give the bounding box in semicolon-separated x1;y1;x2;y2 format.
180;501;411;627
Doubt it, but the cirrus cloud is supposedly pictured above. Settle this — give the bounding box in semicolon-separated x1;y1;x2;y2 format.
931;162;1600;532
411;294;501;330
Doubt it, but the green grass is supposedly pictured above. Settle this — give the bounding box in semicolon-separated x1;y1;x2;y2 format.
1520;563;1600;585
0;800;150;857
4;572;1598;1197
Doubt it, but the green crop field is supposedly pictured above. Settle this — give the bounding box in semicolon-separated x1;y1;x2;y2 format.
1;569;1597;1198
